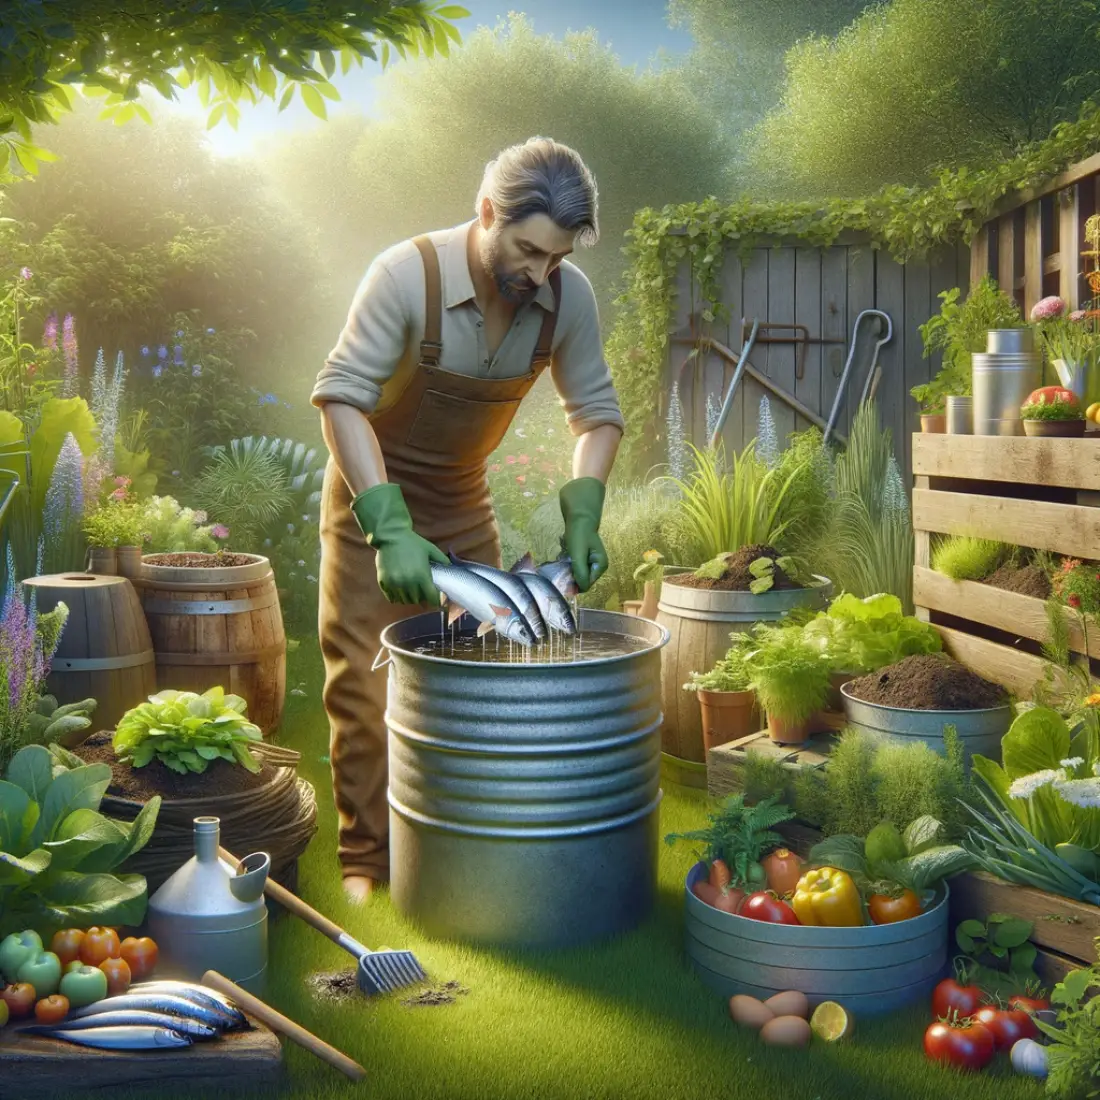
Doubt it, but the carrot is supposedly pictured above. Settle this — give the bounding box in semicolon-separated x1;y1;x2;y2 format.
709;858;732;891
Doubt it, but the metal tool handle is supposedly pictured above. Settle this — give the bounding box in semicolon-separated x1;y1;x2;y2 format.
201;970;366;1082
370;646;392;672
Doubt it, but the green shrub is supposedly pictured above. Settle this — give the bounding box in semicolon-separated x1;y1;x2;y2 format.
932;534;1011;580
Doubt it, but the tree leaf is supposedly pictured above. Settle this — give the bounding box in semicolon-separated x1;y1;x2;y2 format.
301;84;327;120
318;49;336;78
278;85;295;112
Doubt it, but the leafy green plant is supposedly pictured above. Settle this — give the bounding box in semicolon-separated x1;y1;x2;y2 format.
953;913;1041;999
1021;394;1084;420
21;694;97;752
931;534;1012;581
82;490;146;548
747;553;804;594
0;743;160;938
113;687;263;776
746;631;831;724
138;495;219;553
684;633;754;693
1035;945;1100;1100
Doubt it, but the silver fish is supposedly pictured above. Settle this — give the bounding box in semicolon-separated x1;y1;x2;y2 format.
536;554;580;598
510;553;577;634
65;992;235;1030
29;1025;192;1050
23;1009;220;1038
448;551;547;639
429;563;537;646
127;980;248;1028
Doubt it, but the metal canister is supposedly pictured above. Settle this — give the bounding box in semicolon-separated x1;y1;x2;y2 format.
945;396;973;434
147;817;270;993
972;329;1040;436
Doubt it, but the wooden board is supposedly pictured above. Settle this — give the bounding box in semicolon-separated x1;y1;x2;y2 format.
0;1014;283;1096
914;566;1100;659
933;625;1064;699
707;730;837;800
912;434;1100;491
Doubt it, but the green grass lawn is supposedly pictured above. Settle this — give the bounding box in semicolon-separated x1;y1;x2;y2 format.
112;641;1045;1100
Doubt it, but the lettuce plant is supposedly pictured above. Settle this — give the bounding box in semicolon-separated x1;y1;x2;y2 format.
0;744;160;938
113;686;263;775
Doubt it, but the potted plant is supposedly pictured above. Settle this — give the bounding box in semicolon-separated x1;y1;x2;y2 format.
1019;385;1086;437
1029;295;1100;404
630;549;664;619
82;479;147;576
683;634;758;753
745;628;831;745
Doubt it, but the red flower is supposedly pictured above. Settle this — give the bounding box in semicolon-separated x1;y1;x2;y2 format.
1070;594;1082;608
516;475;526;484
505;456;516;465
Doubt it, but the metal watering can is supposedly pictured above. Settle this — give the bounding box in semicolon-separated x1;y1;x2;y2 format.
1050;355;1100;406
147;816;271;994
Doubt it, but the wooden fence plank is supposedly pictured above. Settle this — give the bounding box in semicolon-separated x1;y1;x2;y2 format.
845;245;877;433
998;213;1017;304
912;434;1100;489
738;249;770;449
794;247;822;434
1024;200;1043;314
819;247;848;435
767;247;797;445
716;252;744;454
902;259;931;486
1059;185;1081;309
934;625;1054;699
874;252;907;468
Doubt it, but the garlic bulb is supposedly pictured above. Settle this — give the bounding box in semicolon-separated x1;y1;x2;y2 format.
1010;1038;1048;1078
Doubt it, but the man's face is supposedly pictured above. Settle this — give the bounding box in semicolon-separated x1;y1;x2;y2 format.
479;210;575;305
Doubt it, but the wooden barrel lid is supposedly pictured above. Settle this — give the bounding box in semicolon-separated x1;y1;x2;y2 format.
24;573;134;590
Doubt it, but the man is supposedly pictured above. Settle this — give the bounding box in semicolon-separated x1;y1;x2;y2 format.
312;136;625;902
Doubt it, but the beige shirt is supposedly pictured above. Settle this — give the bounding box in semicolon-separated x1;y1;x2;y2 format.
310;219;625;437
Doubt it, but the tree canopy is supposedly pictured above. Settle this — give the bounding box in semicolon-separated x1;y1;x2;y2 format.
0;0;466;178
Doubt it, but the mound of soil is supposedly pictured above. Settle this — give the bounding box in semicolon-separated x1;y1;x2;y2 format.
75;730;273;800
983;563;1052;600
143;551;256;568
845;654;1008;711
667;544;804;592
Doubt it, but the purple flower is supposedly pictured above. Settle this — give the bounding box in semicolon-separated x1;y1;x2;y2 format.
1031;295;1066;321
206;327;215;334
158;344;167;360
152;364;162;378
211;524;230;539
173;344;184;365
192;363;202;376
19;267;31;281
62;314;78;398
264;393;277;404
141;345;150;357
176;330;184;338
43;313;58;351
43;433;85;559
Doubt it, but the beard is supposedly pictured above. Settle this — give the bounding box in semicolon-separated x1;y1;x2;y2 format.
481;233;536;305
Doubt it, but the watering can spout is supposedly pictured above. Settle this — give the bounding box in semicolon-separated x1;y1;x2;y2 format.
227;850;272;904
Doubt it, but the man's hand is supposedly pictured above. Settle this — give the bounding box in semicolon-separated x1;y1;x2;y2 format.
350;482;448;605
559;477;609;592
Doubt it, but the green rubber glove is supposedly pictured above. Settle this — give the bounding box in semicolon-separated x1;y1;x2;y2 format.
351;483;448;605
558;476;608;593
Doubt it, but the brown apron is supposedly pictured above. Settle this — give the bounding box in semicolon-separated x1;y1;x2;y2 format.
318;236;562;880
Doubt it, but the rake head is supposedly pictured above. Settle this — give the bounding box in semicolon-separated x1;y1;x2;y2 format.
357;948;427;996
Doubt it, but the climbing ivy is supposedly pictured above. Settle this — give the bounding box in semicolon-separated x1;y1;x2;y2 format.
609;98;1100;477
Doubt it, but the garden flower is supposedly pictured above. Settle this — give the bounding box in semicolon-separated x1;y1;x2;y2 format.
516;475;526;484
1061;757;1085;770
518;454;530;465
1070;309;1088;322
174;344;184;364
141;345;150;356
1053;777;1100;808
1008;769;1064;799
192;510;207;523
192;364;202;376
114;475;130;487
514;427;526;438
207;327;215;334
43;314;58;349
158;345;167;359
489;463;501;473
109;487;127;502
1031;295;1066;321
177;330;184;337
211;524;230;539
152;365;162;378
19;267;31;280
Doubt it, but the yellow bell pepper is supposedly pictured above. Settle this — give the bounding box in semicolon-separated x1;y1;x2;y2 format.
791;867;863;927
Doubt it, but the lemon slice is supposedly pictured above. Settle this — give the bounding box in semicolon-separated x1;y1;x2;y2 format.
810;1001;853;1042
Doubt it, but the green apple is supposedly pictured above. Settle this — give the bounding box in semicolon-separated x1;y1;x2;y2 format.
16;950;62;997
59;964;108;1008
0;930;43;983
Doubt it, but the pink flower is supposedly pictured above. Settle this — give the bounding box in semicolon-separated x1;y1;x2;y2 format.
109;487;127;501
113;475;131;487
488;464;501;473
517;454;530;465
515;475;526;484
211;524;230;539
19;267;31;281
505;455;516;465
1070;309;1088;322
1031;295;1066;321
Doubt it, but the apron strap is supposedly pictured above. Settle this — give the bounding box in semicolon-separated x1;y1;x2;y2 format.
531;267;562;371
412;235;443;367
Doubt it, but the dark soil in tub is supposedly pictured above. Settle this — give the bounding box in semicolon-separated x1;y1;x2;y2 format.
143;551;256;568
845;654;1008;710
983;562;1052;599
74;730;273;799
665;544;804;592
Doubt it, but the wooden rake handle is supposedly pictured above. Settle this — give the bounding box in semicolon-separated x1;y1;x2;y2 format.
201;970;366;1083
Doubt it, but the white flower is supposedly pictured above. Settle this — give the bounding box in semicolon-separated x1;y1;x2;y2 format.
1061;758;1085;769
1094;761;1100;776
1008;769;1064;799
1053;777;1100;809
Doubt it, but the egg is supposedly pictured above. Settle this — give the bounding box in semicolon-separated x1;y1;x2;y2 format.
759;1014;813;1048
764;990;810;1019
729;994;775;1030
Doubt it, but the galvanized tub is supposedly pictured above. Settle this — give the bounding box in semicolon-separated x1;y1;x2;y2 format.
972;327;1041;437
379;608;669;949
656;575;832;769
840;682;1011;763
684;861;949;1014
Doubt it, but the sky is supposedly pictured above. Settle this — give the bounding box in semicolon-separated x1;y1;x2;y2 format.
161;1;695;157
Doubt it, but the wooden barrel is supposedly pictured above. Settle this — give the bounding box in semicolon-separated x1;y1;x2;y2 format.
23;573;157;729
656;574;832;769
684;860;949;1014
135;553;286;735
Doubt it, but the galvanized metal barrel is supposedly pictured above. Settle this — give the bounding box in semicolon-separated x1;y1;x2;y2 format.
972;327;1040;437
379;608;669;949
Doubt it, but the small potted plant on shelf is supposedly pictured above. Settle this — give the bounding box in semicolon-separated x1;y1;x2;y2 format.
683;634;759;753
82;478;147;576
745;627;831;745
1019;385;1086;437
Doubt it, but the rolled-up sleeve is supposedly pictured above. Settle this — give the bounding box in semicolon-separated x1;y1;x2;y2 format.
549;269;626;437
310;258;407;412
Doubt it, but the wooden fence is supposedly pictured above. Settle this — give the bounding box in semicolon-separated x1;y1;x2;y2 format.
668;236;970;483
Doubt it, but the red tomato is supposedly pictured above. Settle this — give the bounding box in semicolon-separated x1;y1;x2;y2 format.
1025;385;1078;407
1008;994;1050;1014
49;929;86;968
78;927;121;967
931;978;983;1020
923;1018;995;1072
868;890;923;924
98;956;131;997
0;983;37;1018
739;891;801;924
119;937;158;982
34;994;69;1024
973;1006;1038;1051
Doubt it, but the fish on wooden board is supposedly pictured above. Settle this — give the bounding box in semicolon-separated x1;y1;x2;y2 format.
447;550;547;639
127;980;248;1027
429;562;537;646
509;553;577;635
23;1024;193;1050
15;1009;221;1039
64;991;237;1030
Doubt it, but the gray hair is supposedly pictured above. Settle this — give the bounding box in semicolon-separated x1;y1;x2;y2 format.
475;137;599;246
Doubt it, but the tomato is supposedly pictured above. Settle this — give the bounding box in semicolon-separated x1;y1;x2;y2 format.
34;994;69;1024
78;927;121;967
1008;994;1050;1014
974;1006;1038;1051
868;889;923;924
119;937;158;982
98;956;131;997
739;891;801;925
924;1018;996;1072
0;983;37;1018
931;978;983;1020
49;929;86;968
761;848;803;895
1025;385;1078;407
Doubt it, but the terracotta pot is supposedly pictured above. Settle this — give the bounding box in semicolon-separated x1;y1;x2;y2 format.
920;414;947;434
85;546;117;575
698;688;758;754
1022;418;1086;437
639;581;659;620
811;671;858;734
622;600;642;616
766;713;813;745
115;545;143;578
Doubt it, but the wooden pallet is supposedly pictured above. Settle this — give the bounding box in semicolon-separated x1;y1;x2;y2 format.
707;729;838;800
911;433;1100;697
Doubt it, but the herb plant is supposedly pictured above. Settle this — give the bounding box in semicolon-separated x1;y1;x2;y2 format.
1035;948;1100;1100
113;687;264;775
1021;394;1084;420
953;913;1042;1000
931;535;1012;581
684;633;754;693
746;632;831;724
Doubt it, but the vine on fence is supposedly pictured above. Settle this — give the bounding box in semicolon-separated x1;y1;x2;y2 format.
609;98;1100;477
